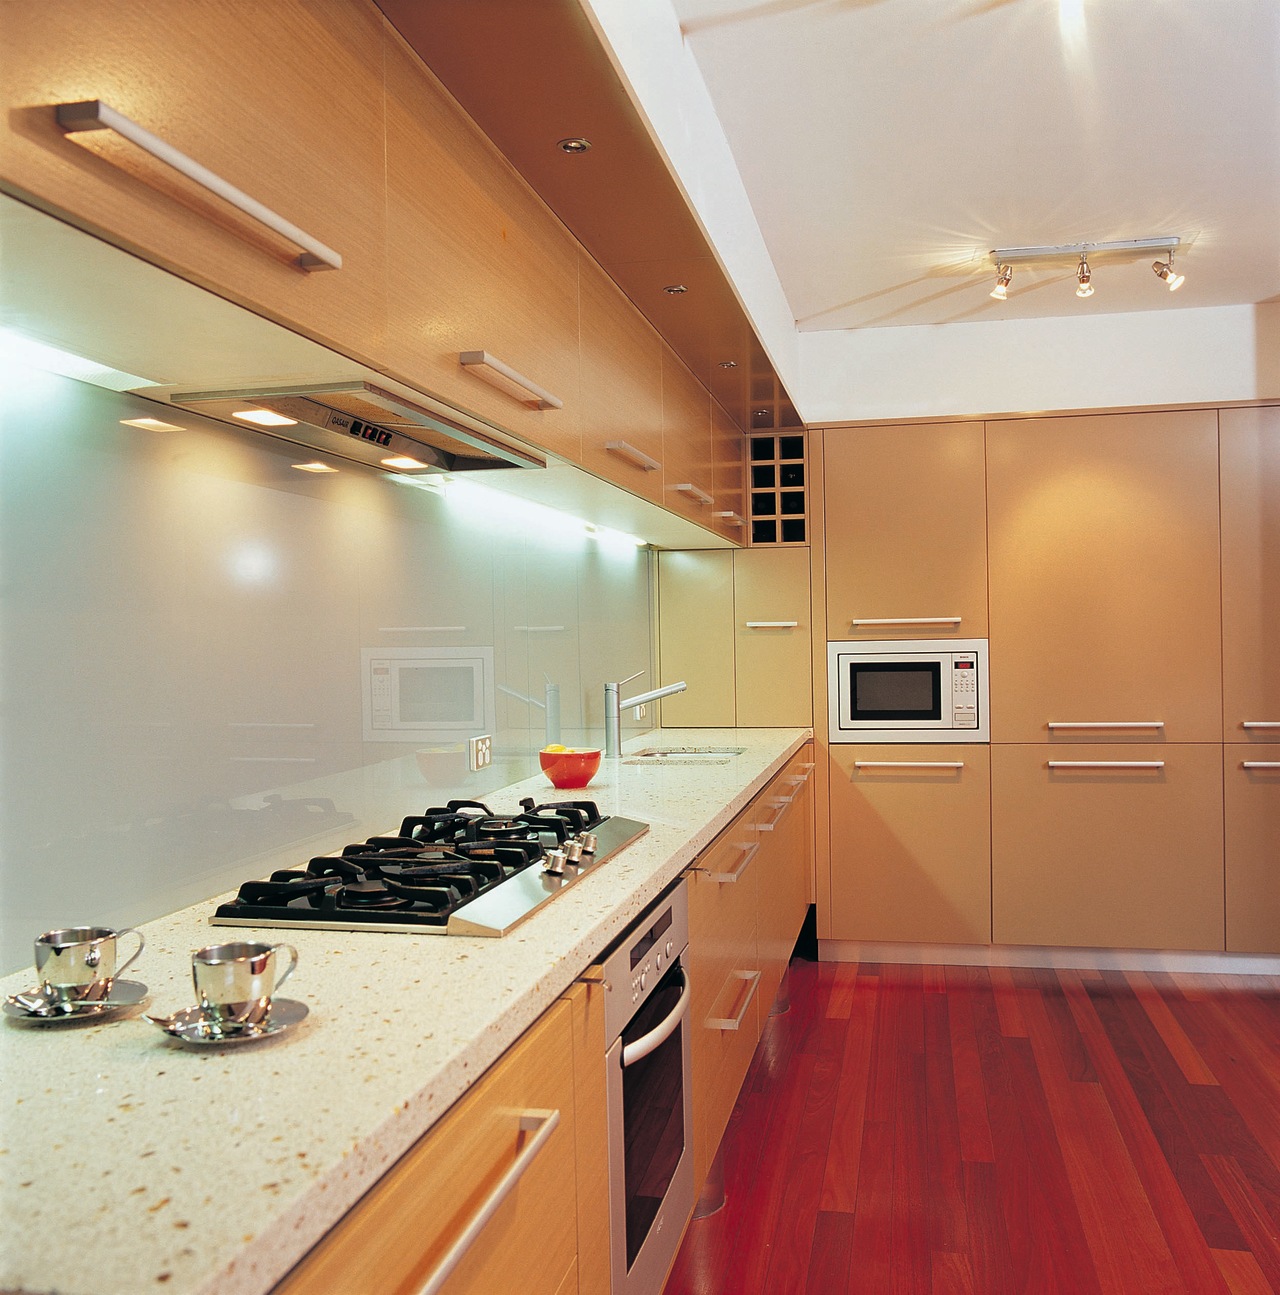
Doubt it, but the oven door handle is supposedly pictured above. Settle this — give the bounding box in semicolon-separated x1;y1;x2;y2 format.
621;968;691;1067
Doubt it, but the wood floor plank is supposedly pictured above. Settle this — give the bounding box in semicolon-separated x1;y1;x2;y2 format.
929;1250;975;1295
1202;1154;1280;1291
988;964;1029;1038
804;1210;855;1294
1124;969;1220;1086
824;961;860;1021
1213;1247;1276;1295
818;968;877;1212
944;965;996;1165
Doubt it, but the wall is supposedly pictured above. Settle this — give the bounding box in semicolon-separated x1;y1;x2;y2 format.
0;365;653;974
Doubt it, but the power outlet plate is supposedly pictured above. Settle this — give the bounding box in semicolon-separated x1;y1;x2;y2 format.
468;734;492;772
634;704;647;720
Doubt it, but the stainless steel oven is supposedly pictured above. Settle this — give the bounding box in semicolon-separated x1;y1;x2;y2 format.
601;880;694;1295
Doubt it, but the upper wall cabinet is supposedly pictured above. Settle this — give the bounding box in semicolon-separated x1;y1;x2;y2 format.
823;422;988;639
661;345;717;527
710;400;748;542
380;29;582;466
0;0;388;363
987;411;1221;744
1220;407;1280;743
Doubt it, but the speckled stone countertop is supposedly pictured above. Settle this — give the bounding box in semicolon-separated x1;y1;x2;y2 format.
0;728;809;1295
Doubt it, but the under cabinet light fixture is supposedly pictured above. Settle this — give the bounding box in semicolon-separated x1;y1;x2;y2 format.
234;408;298;427
290;461;338;473
121;416;184;432
1075;256;1094;298
990;263;1013;300
1153;253;1185;291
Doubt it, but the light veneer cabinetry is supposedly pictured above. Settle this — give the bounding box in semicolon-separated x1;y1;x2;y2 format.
273;999;579;1295
656;550;737;728
990;744;1224;951
1225;750;1280;954
661;344;717;527
827;746;991;946
711;398;748;542
823;421;988;639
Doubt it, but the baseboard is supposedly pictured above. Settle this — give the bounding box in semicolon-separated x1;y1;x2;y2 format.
818;939;1280;976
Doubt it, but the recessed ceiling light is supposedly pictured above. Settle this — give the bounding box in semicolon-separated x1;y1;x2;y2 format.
663;284;688;295
381;455;429;471
557;137;592;154
120;416;184;432
233;408;298;427
290;461;337;473
718;360;739;369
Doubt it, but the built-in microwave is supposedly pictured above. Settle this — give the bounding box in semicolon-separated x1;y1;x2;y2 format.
360;646;495;742
828;638;989;743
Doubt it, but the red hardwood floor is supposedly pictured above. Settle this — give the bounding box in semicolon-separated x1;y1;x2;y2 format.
663;959;1280;1294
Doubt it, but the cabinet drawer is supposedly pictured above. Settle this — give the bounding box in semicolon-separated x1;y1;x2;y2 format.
828;745;991;945
991;744;1224;951
1225;747;1280;953
756;752;814;1009
274;1001;577;1295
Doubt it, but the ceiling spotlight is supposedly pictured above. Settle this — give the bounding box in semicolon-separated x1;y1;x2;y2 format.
557;137;592;155
1153;254;1185;291
1075;256;1094;298
663;284;689;295
990;263;1013;301
718;360;739;369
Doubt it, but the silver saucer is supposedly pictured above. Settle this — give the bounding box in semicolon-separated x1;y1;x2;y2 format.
3;980;150;1024
145;998;309;1046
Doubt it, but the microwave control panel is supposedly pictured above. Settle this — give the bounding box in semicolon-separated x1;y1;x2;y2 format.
952;655;978;727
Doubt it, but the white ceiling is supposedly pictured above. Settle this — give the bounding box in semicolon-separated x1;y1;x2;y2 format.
666;0;1280;332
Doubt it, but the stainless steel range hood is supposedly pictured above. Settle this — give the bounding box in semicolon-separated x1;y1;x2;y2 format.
168;380;544;473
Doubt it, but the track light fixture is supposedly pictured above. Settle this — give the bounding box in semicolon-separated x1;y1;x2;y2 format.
1152;253;1185;291
990;263;1013;300
1075;256;1094;298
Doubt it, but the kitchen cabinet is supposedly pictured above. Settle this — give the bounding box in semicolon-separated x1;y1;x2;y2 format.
823;421;988;640
711;398;748;542
987;411;1222;744
1220;407;1280;744
0;0;388;365
990;743;1224;951
1225;748;1280;953
827;745;991;946
273;999;578;1295
661;344;718;527
380;27;582;466
657;548;813;728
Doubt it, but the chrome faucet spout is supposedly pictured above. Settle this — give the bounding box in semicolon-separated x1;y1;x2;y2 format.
603;677;688;758
621;681;688;710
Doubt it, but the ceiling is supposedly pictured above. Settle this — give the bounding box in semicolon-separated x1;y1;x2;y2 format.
668;0;1280;332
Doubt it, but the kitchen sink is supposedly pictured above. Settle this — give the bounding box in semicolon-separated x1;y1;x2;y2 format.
622;746;746;766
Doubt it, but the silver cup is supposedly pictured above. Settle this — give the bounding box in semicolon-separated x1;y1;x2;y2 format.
34;926;145;1004
191;941;298;1028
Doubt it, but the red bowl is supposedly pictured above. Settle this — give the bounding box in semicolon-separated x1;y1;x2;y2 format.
539;747;602;790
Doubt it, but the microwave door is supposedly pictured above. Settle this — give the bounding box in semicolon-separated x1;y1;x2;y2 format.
844;658;948;728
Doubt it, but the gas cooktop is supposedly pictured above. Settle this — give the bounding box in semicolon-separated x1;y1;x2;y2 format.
211;797;648;938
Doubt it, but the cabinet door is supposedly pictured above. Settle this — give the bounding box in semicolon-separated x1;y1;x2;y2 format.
0;0;387;362
1225;748;1280;953
657;551;736;727
823;422;987;639
661;346;716;527
828;745;991;945
710;400;748;541
991;744;1224;951
273;1001;577;1295
734;548;813;726
987;411;1221;743
686;827;763;1191
381;30;581;463
579;254;665;503
1221;408;1280;743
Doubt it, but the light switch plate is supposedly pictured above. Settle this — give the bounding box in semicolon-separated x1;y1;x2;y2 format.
468;734;492;772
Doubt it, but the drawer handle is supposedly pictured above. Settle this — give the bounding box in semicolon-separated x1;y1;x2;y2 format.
798;762;816;771
673;482;713;506
605;440;662;472
1242;721;1280;729
460;351;563;410
708;841;760;884
1047;761;1165;770
416;1107;561;1295
55;100;342;271
1047;721;1165;730
712;510;745;526
755;799;791;831
513;625;566;633
1242;762;1280;770
706;969;762;1032
623;968;691;1066
854;761;965;770
745;620;799;629
849;616;961;627
378;626;467;633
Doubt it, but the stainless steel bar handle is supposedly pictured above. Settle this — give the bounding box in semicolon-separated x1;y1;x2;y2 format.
712;510;745;526
377;626;467;633
754;798;791;831
673;482;713;506
745;621;799;629
513;625;566;633
849;616;961;627
1047;721;1165;730
622;969;691;1066
605;440;661;472
855;761;965;770
415;1108;561;1295
706;970;762;1032
1242;721;1280;729
708;841;761;884
459;351;563;410
1047;761;1166;769
1242;762;1280;770
55;100;342;271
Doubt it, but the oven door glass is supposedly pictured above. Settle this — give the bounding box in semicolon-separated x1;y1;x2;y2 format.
620;963;687;1269
848;660;942;722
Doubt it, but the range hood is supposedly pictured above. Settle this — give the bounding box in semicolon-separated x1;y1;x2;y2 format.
168;379;545;474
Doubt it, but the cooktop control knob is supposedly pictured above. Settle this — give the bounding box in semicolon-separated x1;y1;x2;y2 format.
564;839;584;863
581;832;599;854
542;848;567;876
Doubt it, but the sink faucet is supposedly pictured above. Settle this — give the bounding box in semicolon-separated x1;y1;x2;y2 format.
604;670;688;758
497;677;562;747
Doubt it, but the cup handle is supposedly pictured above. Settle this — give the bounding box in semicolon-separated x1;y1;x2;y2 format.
115;928;145;981
271;944;299;995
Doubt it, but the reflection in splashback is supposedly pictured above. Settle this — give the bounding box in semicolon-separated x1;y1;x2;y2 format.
0;367;654;972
